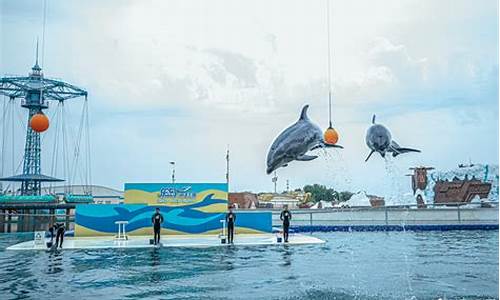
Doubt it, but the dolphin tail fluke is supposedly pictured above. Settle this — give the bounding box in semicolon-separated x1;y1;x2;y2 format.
390;141;421;157
392;147;421;157
372;114;376;124
365;150;375;162
299;105;310;120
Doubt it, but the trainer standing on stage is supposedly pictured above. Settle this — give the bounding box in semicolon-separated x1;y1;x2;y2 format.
280;205;292;243
151;207;164;245
225;205;236;244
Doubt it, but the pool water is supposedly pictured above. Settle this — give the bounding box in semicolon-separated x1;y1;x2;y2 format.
0;231;498;300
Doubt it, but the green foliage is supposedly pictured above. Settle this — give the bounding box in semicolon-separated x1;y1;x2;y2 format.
337;191;354;202
303;184;353;203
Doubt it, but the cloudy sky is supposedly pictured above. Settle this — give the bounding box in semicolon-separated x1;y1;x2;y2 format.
1;0;498;197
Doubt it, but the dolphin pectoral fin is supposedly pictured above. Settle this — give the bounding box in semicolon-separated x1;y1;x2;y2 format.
310;144;323;151
296;154;318;161
313;142;344;150
324;143;343;149
365;150;375;162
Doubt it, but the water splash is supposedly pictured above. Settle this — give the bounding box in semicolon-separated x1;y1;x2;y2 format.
318;148;353;192
383;156;406;206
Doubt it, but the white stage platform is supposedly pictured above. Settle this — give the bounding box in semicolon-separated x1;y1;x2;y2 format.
6;234;325;251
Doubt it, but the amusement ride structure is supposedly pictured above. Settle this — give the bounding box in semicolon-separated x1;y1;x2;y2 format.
0;45;91;201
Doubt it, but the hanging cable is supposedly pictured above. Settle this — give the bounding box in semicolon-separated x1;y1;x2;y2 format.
49;103;60;192
1;96;7;180
41;0;47;68
61;101;70;193
10;98;15;176
323;0;340;146
84;96;92;194
326;0;332;128
70;100;86;185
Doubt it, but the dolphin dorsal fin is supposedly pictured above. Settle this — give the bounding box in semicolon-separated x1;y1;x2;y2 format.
372;114;376;124
299;105;309;121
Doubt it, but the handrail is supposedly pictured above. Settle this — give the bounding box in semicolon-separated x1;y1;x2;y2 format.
0;212;75;217
250;201;498;213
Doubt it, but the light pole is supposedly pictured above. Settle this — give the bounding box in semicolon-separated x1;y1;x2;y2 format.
170;161;175;184
225;146;229;191
272;171;278;194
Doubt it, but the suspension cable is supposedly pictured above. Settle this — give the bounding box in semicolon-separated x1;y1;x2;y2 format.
85;96;92;194
41;0;48;68
10;98;15;176
61;102;70;193
1;96;7;180
49;103;61;192
70;99;86;185
326;0;333;128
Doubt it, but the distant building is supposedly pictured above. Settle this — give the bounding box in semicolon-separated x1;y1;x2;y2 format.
229;192;258;209
267;195;301;209
41;185;124;204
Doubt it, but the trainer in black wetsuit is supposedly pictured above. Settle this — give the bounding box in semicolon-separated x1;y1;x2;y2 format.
225;207;236;244
151;208;164;245
48;224;55;243
54;223;65;248
280;205;292;242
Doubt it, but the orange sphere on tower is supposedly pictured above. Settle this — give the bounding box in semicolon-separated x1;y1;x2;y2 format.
30;113;50;133
324;127;339;145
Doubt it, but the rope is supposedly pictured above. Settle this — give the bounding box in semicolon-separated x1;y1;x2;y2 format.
70;100;86;185
49;103;61;192
41;0;48;68
10;98;15;175
85;96;92;194
326;0;333;128
61;102;70;192
1;96;7;179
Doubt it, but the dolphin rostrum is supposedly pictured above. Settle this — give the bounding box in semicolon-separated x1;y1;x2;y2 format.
266;105;343;174
365;115;420;162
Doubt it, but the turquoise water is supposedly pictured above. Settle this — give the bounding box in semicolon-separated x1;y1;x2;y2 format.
0;231;498;300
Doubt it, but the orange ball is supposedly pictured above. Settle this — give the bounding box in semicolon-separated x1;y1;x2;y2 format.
324;127;339;145
30;113;49;133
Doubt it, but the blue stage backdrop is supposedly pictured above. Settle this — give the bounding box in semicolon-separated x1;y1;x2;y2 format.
75;182;272;236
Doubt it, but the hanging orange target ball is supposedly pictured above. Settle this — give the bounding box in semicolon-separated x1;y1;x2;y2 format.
324;126;339;145
30;113;49;133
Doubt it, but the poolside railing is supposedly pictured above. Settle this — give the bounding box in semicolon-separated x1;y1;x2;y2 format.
0;202;497;233
264;201;499;230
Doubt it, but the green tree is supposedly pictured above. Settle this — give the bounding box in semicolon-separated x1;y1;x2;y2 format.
303;184;335;202
303;184;353;203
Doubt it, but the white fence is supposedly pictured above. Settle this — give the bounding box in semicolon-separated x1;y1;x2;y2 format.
268;203;499;226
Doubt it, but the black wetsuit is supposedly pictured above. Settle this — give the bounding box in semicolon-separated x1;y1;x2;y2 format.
54;223;65;248
151;212;164;245
49;226;54;242
280;210;292;242
225;212;236;244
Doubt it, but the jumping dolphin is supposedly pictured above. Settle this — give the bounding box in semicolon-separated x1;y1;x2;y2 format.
365;115;420;162
266;105;343;174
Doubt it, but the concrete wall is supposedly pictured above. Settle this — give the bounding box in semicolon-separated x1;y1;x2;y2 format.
271;207;499;226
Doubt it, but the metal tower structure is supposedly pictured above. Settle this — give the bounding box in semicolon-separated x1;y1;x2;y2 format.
0;48;88;195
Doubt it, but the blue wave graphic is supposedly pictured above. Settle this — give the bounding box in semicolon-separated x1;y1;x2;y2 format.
76;201;272;235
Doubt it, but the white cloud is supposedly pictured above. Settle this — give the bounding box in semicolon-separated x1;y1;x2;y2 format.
0;0;497;196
